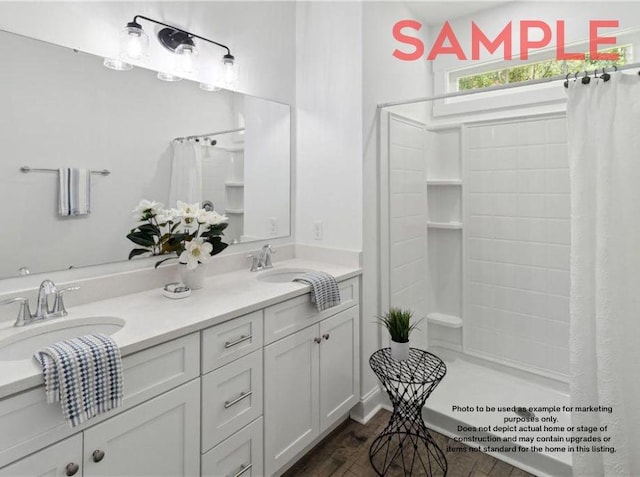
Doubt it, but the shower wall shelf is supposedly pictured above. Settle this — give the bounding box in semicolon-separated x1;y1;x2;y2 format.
426;179;461;186
225;208;244;214
224;182;244;187
427;312;462;328
427;221;462;230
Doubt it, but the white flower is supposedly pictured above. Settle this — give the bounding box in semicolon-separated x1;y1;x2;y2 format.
179;238;213;270
155;209;175;225
132;199;164;220
196;210;229;225
175;201;201;219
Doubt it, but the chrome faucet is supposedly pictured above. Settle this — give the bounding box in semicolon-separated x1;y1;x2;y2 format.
259;244;275;269
35;279;57;319
247;244;276;272
1;280;79;327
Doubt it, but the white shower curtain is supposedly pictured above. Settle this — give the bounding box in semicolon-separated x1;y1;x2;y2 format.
168;141;203;206
567;72;640;476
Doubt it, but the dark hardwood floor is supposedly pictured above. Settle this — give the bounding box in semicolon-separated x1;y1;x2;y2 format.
283;410;535;477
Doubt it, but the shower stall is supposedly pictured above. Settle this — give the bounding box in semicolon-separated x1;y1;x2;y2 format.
378;101;575;477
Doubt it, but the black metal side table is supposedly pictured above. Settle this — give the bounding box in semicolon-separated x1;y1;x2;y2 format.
369;348;447;476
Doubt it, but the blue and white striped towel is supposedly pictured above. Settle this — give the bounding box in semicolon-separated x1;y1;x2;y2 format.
33;334;123;428
293;271;341;311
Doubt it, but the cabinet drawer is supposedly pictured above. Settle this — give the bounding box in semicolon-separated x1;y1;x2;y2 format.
0;333;199;469
264;277;359;344
201;417;263;477
201;349;263;453
202;310;263;374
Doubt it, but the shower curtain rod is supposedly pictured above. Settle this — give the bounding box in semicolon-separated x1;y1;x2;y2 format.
377;62;640;109
173;127;245;142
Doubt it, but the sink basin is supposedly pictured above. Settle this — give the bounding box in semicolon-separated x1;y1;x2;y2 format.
257;268;315;283
0;316;125;362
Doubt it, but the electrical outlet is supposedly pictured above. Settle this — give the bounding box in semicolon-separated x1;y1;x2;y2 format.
269;217;278;236
313;221;323;240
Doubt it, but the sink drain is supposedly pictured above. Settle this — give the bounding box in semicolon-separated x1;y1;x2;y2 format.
514;407;536;419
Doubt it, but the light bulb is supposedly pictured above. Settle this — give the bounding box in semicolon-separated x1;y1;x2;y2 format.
218;55;238;89
175;43;198;75
199;83;221;92
120;22;149;62
103;58;133;71
157;72;182;82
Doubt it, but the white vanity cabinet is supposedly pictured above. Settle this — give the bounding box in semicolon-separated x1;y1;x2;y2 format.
264;303;360;476
0;434;82;477
0;274;361;477
82;380;200;477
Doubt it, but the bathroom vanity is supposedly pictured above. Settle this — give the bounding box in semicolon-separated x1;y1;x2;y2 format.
0;259;361;477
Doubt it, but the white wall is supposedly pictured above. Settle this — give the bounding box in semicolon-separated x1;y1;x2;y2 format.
295;2;363;250
0;1;296;104
0;30;235;277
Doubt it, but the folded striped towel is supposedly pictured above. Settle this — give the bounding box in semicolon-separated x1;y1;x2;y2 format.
34;334;123;428
58;167;91;216
293;271;341;311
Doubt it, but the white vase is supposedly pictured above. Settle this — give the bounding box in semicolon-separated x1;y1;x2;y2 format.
180;264;206;290
390;340;410;361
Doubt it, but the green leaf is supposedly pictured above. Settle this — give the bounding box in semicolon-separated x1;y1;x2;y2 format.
126;231;156;247
138;223;161;235
205;236;228;255
128;248;150;260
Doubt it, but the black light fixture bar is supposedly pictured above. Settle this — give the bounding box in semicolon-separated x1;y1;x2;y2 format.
131;14;234;60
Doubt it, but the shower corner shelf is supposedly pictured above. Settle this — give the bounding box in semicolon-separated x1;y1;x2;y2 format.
427;221;462;230
225;181;244;188
225;208;244;215
426;179;462;186
427;312;462;328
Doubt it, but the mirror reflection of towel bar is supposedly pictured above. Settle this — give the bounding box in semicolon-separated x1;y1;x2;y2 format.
20;166;111;176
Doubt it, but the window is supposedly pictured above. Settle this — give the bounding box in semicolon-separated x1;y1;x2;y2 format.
455;46;632;92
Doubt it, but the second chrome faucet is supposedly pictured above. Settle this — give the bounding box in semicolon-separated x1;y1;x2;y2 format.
248;244;275;272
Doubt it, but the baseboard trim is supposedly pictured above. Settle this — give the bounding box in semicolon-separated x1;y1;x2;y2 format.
349;386;383;424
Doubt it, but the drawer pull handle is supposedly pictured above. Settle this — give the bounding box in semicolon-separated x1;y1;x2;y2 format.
224;391;253;408
323;333;330;340
225;334;252;348
92;450;105;463
65;463;80;476
231;463;253;477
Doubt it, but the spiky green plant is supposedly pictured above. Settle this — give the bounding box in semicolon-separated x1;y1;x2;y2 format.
377;308;420;343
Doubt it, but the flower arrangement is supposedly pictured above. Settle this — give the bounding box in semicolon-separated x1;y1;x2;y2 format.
127;199;229;270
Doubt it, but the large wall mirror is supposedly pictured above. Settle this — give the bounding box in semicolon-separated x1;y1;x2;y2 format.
0;30;291;279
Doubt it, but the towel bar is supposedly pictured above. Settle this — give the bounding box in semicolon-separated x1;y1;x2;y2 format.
20;166;111;176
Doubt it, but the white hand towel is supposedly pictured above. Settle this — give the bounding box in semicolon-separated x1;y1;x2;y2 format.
58;168;91;216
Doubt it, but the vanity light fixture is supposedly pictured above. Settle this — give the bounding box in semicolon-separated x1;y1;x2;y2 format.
103;57;133;71
199;83;221;92
112;15;238;88
157;72;182;82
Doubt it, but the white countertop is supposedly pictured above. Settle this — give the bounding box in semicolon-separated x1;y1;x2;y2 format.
0;259;361;400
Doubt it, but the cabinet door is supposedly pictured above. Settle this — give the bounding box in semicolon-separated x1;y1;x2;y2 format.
319;306;360;432
264;325;319;476
83;380;200;477
0;434;82;477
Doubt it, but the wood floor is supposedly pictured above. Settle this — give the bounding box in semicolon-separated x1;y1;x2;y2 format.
283;410;535;477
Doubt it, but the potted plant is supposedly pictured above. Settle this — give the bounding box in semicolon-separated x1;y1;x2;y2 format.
378;308;420;361
126;199;229;289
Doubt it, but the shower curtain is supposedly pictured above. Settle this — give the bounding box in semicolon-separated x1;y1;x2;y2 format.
567;73;640;476
168;141;203;206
